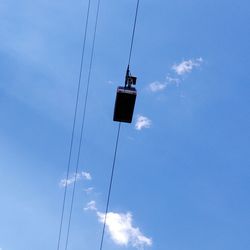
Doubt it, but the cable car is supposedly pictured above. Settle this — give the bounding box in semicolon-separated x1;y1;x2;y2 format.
113;67;137;123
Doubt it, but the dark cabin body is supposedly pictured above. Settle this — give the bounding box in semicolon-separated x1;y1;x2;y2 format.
113;86;137;123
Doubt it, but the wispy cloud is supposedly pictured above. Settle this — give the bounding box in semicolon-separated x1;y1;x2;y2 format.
84;200;97;211
59;171;92;187
82;172;92;180
172;58;203;75
147;77;180;93
166;76;181;85
135;115;152;131
97;211;152;249
84;187;94;194
84;201;152;249
107;80;114;85
147;57;203;94
148;81;167;92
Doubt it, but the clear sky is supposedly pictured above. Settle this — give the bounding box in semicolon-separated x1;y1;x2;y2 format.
0;0;250;250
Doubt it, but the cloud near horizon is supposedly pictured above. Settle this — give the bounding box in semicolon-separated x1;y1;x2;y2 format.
59;171;92;187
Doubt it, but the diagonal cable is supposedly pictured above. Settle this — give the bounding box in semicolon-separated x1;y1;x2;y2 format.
128;0;140;66
99;1;141;249
64;0;102;249
56;1;91;250
99;123;121;250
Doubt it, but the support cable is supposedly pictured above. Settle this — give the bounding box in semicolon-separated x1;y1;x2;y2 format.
128;0;140;66
56;1;91;250
99;1;141;250
99;123;121;250
64;0;102;249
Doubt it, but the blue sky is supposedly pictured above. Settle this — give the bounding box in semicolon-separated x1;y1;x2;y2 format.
0;0;250;250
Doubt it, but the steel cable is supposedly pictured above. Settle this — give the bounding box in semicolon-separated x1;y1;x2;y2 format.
99;123;121;250
64;0;102;249
56;1;91;250
99;1;141;250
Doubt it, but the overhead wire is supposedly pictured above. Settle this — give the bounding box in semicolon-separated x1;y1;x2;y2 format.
56;1;91;250
128;0;140;66
98;1;141;250
99;123;121;250
63;0;102;249
57;0;140;248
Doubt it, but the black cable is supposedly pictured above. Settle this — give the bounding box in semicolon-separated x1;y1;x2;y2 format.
98;1;140;250
56;1;91;250
128;0;140;66
99;123;121;250
64;0;102;249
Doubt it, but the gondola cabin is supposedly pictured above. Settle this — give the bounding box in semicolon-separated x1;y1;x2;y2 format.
113;86;137;123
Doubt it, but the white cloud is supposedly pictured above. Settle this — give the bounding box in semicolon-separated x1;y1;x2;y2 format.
107;80;114;85
147;57;203;93
84;201;152;249
84;187;94;194
82;172;92;180
148;81;166;92
97;211;152;249
59;171;92;187
135;115;152;131
84;200;97;211
166;76;181;85
172;57;203;75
